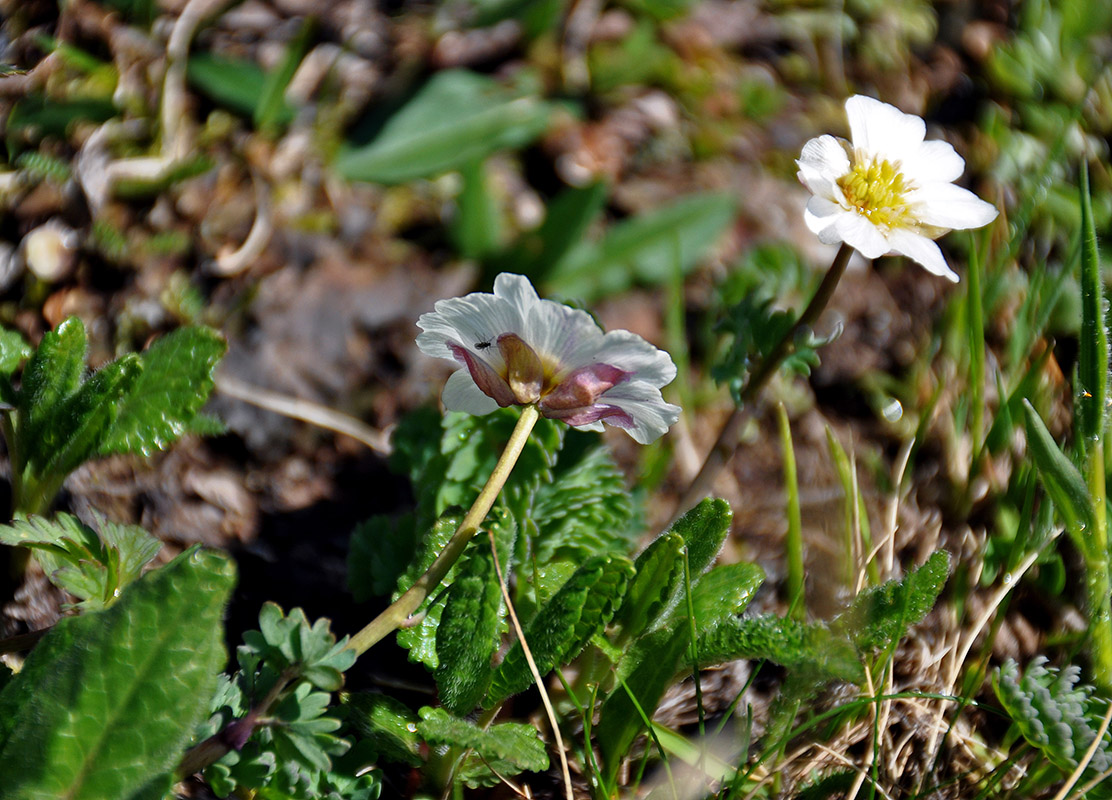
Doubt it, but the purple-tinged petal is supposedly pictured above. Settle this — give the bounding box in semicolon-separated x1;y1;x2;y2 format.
540;363;630;411
497;333;543;404
543;403;635;429
448;342;516;407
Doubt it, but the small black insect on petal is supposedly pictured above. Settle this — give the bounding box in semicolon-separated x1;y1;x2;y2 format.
475;341;492;349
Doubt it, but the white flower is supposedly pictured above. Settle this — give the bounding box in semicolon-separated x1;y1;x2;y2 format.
797;95;998;282
416;273;681;444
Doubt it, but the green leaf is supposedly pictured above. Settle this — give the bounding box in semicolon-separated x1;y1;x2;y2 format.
347;512;418;602
1023;399;1094;540
0;547;235;799
993;657;1112;776
546;192;736;299
597;626;690;784
335;70;556;184
696;615;863;683
344;693;422;766
0;327;30;376
254;18;313;133
486;554;634;704
187;53;293;125
100;325;226;457
690;562;765;631
0;512;161;610
615;531;685;642
418;706;549;782
244;604;355;692
1077;162;1108;444
17;316;88;463
435;545;505;715
41;354;143;477
835;550;950;653
671;497;732;576
491;181;608;281
451;158;504;260
531;444;636;561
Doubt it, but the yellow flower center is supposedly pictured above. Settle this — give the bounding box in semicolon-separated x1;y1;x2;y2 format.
836;152;915;230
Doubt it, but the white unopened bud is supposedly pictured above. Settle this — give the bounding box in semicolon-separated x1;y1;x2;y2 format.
22;219;79;283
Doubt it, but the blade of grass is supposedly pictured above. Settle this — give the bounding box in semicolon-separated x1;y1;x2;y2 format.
777;404;805;621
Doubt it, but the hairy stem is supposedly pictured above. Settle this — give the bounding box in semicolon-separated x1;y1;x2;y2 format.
1086;438;1112;688
347;404;541;656
674;243;853;518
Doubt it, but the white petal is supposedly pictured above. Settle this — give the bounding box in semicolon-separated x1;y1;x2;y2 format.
441;368;500;415
493;273;540;314
908;183;999;230
845;95;925;159
899;140;965;185
797;135;850;196
597;381;681;444
887;229;958;282
521;295;604;369
416;287;526;365
834;212;891;258
590;329;677;386
804;196;844;237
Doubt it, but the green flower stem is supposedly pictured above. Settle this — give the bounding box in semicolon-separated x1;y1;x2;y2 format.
346;403;542;657
675;242;853;517
1086;439;1112;687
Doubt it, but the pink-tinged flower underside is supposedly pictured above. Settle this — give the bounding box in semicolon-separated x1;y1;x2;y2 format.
797;95;998;282
416;273;681;444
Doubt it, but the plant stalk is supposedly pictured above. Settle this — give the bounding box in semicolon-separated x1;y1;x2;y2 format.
1086;438;1112;687
346;404;541;656
675;243;853;517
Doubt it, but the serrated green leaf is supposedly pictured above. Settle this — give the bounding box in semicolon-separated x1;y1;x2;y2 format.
0;546;234;800
690;562;765;631
597;626;690;784
696;615;863;683
100;326;226;457
1077;158;1108;444
615;531;684;642
546;192;736;300
487;554;634;704
348;513;418;602
835;550;950;653
417;706;549;776
532;445;635;561
435;545;504;715
344;693;422;767
671;497;732;576
16;316;87;465
1023;399;1094;539
41;355;142;479
249;604;354;691
335;70;556;184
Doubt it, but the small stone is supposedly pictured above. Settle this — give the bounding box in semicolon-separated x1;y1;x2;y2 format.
21;219;80;283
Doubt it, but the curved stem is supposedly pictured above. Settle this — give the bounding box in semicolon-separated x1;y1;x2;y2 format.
347;404;541;656
674;243;853;518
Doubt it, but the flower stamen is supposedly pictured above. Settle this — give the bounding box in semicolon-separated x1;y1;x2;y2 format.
836;153;915;231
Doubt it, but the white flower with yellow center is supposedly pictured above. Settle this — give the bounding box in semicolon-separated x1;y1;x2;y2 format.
797;95;998;282
416;273;681;444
